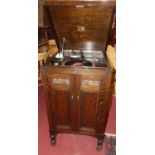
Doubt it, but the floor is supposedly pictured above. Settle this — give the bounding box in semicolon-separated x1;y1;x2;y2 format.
38;85;116;155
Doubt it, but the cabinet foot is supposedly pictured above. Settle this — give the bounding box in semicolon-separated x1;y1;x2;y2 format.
96;144;103;152
50;139;56;145
96;134;105;151
49;129;56;145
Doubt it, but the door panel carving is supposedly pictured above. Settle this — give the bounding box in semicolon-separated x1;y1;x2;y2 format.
80;92;97;128
53;90;70;125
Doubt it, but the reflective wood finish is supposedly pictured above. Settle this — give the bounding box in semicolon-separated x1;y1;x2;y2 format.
41;0;115;151
44;1;115;52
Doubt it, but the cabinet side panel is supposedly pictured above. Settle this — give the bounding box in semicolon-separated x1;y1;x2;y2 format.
40;68;55;129
96;70;112;133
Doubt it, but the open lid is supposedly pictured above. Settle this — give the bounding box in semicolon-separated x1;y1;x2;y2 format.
44;0;116;53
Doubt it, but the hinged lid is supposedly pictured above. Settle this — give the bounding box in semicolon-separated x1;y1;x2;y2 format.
44;0;115;53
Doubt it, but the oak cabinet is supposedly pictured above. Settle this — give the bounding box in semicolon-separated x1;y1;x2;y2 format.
41;0;115;151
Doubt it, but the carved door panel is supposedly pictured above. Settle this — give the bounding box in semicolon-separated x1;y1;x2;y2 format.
79;77;101;132
80;92;98;131
46;73;74;130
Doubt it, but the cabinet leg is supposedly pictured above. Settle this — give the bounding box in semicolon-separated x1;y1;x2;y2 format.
96;134;105;152
49;129;56;145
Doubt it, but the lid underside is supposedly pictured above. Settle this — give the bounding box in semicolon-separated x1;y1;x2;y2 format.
45;2;115;52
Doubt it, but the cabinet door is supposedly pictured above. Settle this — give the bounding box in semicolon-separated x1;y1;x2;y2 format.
79;71;112;133
46;73;73;130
